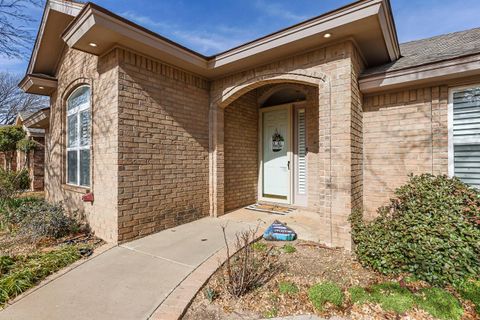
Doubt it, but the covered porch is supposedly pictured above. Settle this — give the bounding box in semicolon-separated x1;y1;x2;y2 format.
222;83;320;212
209;78;344;248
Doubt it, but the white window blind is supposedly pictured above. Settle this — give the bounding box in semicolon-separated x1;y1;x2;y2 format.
66;86;91;187
452;87;480;188
297;109;307;194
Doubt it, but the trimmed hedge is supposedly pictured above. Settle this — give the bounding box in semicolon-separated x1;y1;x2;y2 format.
350;174;480;286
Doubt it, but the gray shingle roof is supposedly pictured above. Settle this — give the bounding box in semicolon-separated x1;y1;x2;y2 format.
363;27;480;76
19;111;34;120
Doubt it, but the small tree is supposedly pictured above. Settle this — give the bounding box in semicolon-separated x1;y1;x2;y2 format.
17;137;37;168
0;126;25;171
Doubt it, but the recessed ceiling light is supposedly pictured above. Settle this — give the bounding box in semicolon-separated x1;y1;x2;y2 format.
323;33;332;38
89;42;98;47
38;86;44;89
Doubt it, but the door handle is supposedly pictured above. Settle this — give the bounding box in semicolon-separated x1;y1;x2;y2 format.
287;161;290;170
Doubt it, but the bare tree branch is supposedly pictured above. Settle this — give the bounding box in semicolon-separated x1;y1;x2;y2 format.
0;72;48;124
0;0;43;58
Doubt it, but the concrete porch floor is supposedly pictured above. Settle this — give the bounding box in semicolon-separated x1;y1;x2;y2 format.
0;207;319;320
223;206;325;243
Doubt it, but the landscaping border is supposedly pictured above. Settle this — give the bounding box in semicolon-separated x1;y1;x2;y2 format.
149;229;263;320
1;243;116;308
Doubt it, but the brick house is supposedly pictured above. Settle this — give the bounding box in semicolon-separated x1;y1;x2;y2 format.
15;112;46;191
19;0;480;247
0;114;45;192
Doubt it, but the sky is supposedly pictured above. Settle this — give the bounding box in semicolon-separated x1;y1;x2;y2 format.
2;0;480;75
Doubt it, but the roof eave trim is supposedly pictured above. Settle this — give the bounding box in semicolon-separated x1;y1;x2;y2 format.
211;0;392;68
377;0;401;61
19;74;58;96
359;53;480;93
23;108;50;129
26;0;83;75
62;4;208;69
62;0;399;73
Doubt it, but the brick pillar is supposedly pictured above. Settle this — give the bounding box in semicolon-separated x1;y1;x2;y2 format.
209;104;225;217
318;67;356;250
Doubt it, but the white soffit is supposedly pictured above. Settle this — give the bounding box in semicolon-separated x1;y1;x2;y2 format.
62;0;400;78
27;0;83;76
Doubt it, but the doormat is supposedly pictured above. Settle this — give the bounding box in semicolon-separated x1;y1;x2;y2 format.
245;203;295;215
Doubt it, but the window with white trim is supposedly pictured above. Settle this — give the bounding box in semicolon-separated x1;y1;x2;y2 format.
449;85;480;188
66;86;91;187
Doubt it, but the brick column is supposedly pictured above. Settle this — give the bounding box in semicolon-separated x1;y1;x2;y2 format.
209;104;225;217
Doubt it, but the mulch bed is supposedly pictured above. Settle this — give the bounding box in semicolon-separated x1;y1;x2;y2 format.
0;230;103;256
183;239;479;320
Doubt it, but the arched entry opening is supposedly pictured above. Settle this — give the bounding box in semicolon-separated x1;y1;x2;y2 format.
222;83;318;212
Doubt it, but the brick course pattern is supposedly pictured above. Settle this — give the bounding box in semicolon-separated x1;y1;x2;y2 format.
224;91;258;212
211;41;364;249
363;86;449;218
42;39;454;250
116;48;210;242
46;47;119;242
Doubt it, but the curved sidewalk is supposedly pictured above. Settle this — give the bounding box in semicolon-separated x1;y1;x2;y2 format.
0;216;261;320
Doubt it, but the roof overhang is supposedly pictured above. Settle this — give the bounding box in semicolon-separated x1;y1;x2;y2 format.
62;0;400;78
25;0;83;78
23;108;50;129
359;53;480;93
19;74;57;96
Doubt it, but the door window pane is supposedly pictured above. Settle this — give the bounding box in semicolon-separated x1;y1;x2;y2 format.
67;151;78;185
80;149;90;187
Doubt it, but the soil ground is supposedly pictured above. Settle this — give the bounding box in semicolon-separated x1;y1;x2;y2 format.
183;239;479;320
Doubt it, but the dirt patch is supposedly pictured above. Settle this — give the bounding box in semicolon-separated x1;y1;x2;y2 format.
183;239;382;320
0;231;103;256
183;239;479;320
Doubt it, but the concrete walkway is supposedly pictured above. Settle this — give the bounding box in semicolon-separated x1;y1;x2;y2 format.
0;217;260;320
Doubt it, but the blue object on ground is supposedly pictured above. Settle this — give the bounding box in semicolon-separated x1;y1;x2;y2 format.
263;220;297;241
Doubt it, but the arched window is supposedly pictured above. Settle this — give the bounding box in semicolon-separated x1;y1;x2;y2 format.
66;86;91;187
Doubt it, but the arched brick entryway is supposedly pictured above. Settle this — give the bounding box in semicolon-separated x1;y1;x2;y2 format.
208;71;329;217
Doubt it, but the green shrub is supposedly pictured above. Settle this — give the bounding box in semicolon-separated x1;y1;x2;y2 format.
349;282;416;313
282;244;296;253
416;288;463;320
0;246;82;305
15;200;80;240
350;174;480;286
16;138;37;154
0;126;25;172
349;281;464;319
0;169;30;203
457;280;480;313
308;281;343;310
0;196;41;230
0;256;14;275
349;286;370;304
278;281;298;295
251;242;267;252
369;282;416;314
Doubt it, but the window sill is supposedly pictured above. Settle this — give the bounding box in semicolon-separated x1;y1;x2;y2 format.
62;184;90;194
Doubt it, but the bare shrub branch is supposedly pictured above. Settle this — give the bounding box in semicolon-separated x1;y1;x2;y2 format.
220;225;281;297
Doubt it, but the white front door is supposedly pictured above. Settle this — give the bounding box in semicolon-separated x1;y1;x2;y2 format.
261;106;291;202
